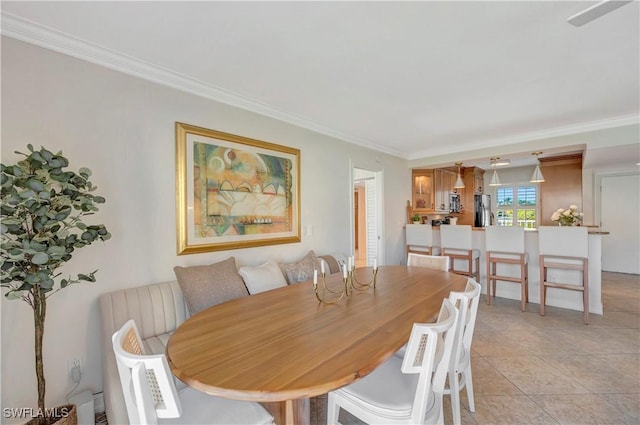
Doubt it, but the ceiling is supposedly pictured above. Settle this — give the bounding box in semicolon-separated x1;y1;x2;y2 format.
2;1;639;166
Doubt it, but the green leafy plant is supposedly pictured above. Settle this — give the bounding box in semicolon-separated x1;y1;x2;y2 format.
412;213;421;222
1;145;111;423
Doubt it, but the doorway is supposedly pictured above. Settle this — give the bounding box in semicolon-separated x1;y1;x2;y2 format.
353;168;382;268
598;172;640;274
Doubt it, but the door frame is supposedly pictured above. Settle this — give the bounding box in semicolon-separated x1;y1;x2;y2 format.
594;170;640;273
594;171;639;227
350;163;385;266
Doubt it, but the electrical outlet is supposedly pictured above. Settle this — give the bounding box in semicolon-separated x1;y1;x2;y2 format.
67;357;82;375
68;357;82;383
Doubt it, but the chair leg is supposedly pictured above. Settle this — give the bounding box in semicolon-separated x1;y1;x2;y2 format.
326;393;340;425
520;260;526;312
491;261;497;298
539;259;546;316
464;365;475;413
583;261;589;325
474;257;480;281
486;257;492;305
524;262;529;303
449;370;462;425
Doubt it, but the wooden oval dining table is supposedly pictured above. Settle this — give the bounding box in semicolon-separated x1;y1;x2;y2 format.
166;265;468;425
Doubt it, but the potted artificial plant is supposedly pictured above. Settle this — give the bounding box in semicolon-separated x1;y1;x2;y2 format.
412;213;421;223
1;145;111;425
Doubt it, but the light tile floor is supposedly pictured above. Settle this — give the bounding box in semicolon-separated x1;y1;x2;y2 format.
310;271;640;425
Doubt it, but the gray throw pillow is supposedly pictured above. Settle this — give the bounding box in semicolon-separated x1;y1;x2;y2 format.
279;250;319;284
174;257;248;315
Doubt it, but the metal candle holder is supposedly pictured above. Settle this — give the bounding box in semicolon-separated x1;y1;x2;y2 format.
313;265;378;305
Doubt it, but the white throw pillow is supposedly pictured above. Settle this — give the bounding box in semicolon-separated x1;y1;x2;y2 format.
239;259;288;294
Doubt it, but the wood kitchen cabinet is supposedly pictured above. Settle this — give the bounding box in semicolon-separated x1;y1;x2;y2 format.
412;169;434;212
457;166;485;225
434;168;457;212
473;168;484;194
412;167;477;215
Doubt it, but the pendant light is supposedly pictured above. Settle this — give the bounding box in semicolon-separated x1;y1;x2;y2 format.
530;152;545;183
488;157;502;186
454;162;465;189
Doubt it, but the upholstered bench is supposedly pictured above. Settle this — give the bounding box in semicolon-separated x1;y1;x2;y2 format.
99;252;345;424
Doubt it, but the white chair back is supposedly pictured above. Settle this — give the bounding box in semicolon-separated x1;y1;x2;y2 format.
406;224;435;247
440;225;473;250
449;279;481;361
407;252;450;271
485;225;526;253
131;362;161;425
538;226;589;258
112;319;182;424
445;278;481;425
401;299;459;424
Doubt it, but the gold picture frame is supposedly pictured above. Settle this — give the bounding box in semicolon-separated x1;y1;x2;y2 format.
176;122;301;254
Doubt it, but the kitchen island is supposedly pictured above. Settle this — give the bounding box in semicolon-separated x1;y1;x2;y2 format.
409;226;605;314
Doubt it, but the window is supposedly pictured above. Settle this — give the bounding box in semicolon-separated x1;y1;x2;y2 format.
496;185;538;228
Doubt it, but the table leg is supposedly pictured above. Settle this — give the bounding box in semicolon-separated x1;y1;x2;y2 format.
260;399;310;425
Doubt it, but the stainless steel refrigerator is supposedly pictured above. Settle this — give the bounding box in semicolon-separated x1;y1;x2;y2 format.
474;194;491;227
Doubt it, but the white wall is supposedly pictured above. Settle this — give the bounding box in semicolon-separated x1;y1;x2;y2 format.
0;37;410;416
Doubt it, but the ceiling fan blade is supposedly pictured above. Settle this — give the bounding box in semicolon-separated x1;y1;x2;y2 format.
567;0;633;26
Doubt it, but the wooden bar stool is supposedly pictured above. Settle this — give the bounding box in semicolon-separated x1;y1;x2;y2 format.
440;225;479;281
538;226;590;324
485;226;529;311
406;223;440;257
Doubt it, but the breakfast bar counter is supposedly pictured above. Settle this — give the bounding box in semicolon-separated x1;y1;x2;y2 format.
426;227;605;314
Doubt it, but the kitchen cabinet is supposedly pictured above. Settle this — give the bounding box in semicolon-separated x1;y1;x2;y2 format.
411;167;474;214
434;169;457;212
412;169;434;212
473;168;484;194
457;166;485;225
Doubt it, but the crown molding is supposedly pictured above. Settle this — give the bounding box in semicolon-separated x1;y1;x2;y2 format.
2;12;637;162
407;114;640;161
1;12;405;158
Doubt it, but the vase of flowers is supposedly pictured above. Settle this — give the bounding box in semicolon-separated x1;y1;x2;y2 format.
551;205;583;226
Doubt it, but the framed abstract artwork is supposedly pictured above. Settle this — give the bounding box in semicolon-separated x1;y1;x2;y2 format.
175;122;301;254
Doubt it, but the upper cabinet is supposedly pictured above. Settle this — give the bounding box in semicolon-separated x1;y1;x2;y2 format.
434;168;458;212
412;168;461;213
412;169;434;212
472;167;484;194
457;166;485;225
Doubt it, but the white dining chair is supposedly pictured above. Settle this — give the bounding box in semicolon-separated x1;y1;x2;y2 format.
112;319;274;425
407;252;450;271
327;298;459;425
445;278;481;425
394;252;451;361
